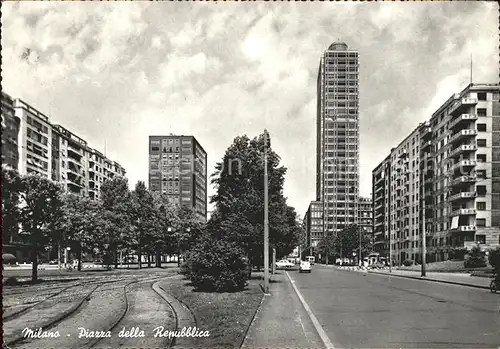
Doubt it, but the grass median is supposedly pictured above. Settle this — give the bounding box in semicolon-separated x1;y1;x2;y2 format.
159;273;264;349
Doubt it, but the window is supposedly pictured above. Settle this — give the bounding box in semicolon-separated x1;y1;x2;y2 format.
477;154;486;162
477;92;487;101
477;185;487;197
477;108;487;117
477;170;486;179
477;123;487;132
477;139;487;147
476;234;486;243
476;202;486;210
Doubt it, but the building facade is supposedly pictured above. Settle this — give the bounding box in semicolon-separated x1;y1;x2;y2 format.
422;83;500;259
304;201;324;254
148;135;207;222
372;154;391;256
372;83;500;265
14;98;126;198
316;42;360;238
358;196;373;246
1;92;20;170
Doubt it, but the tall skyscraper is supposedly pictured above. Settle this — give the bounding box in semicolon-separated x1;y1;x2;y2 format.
148;135;207;222
316;42;360;237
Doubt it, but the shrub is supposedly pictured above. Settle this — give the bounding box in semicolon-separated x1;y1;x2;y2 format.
449;248;467;261
183;237;248;292
488;248;500;271
464;256;487;269
402;259;414;267
3;276;18;285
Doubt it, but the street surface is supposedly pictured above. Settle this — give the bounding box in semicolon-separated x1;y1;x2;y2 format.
288;265;500;349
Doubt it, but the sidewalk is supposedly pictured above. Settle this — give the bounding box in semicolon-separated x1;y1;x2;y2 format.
241;271;324;349
368;269;492;289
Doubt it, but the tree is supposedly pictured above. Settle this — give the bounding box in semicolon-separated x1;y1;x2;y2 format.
100;177;133;268
131;181;156;268
209;133;300;269
151;192;179;267
61;194;102;271
1;166;22;244
18;174;64;282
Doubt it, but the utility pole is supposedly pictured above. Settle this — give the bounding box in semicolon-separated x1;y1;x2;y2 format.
359;226;362;267
263;130;270;294
421;206;427;277
58;241;61;271
272;248;276;274
388;164;392;273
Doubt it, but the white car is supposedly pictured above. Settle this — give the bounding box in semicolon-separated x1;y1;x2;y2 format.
276;259;294;269
299;261;312;273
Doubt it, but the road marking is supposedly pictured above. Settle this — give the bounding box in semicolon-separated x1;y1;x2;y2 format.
285;271;336;349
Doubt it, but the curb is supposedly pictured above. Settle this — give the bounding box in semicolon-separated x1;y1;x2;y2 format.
240;286;266;349
368;271;490;290
154;279;198;349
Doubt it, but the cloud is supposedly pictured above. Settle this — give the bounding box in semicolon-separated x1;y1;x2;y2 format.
1;1;497;218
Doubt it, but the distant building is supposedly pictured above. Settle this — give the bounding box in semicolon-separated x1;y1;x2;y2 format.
13;97;126;197
1;92;20;170
358;196;373;245
304;201;324;254
148;135;207;222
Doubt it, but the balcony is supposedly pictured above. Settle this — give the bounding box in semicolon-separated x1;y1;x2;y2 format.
449;97;478;116
66;179;84;189
67;167;84;178
451;160;476;173
450;208;476;217
67;157;82;167
421;125;432;137
450;225;477;233
449;191;476;202
449;114;477;129
448;144;477;158
451;175;476;187
449;129;477;145
421;140;433;152
67;144;83;157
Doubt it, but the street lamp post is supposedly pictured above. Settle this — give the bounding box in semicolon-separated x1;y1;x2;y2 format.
263;129;270;294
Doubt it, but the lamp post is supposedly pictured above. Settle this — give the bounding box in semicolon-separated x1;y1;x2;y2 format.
263;129;270;294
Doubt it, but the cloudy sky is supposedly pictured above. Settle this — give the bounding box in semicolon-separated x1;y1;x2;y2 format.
2;2;498;217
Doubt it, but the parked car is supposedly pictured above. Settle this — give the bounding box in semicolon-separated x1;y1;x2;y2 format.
276;259;295;269
299;261;312;273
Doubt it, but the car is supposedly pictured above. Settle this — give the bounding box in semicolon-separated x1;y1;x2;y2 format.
275;259;294;269
299;261;312;273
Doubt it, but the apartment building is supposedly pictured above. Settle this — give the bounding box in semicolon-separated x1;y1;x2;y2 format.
372;155;391;256
358;196;373;245
51;125;126;200
1;92;20;170
148;135;207;222
373;83;500;265
14;97;126;198
423;83;500;259
316;42;360;238
390;127;422;264
304;201;324;254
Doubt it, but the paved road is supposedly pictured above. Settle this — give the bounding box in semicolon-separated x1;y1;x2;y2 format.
289;265;500;349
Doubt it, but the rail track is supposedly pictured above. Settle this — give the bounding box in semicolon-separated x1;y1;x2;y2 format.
4;274;190;349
